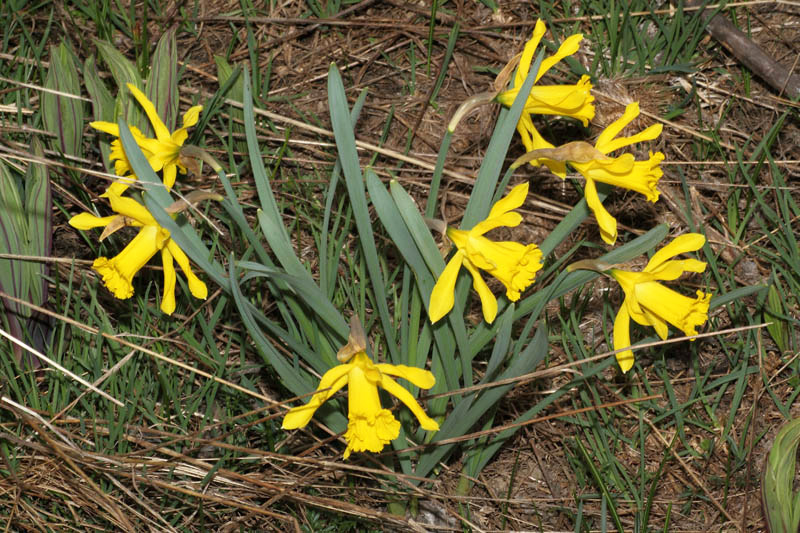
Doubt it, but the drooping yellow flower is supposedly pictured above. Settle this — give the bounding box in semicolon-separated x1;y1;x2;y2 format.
429;182;543;324
524;102;664;245
495;19;595;151
68;192;208;315
282;351;439;459
91;83;203;196
608;233;710;373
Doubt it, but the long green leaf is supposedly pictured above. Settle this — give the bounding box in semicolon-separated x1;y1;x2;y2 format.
84;54;116;167
95;39;145;131
146;28;178;132
42;42;84;157
327;64;398;361
24;137;51;306
461;50;543;229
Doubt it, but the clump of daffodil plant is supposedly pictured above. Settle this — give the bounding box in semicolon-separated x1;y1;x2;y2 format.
569;233;711;373
282;317;439;459
69;189;219;315
428;182;543;324
91;83;203;197
513;102;664;245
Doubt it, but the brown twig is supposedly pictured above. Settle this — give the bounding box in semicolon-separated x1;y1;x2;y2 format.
686;0;800;97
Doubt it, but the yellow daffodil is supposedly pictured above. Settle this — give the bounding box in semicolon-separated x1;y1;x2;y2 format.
429;182;543;324
91;83;203;196
495;19;595;151
282;351;439;459
608;233;710;373
522;102;664;245
68;192;208;315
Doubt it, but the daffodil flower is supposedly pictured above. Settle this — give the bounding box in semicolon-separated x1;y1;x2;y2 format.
429;182;543;324
608;233;710;373
91;83;203;196
68;192;208;315
282;351;439;459
522;102;664;245
495;19;595;150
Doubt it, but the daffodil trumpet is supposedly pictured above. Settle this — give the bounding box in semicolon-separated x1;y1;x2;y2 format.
282;317;439;459
568;233;711;373
68;191;217;314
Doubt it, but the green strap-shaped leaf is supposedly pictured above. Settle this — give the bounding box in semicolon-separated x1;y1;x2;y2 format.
24;137;51;306
214;55;247;153
327;63;398;362
0;160;26;308
42;42;84;157
84;54;116;168
763;417;800;533
95;39;146;132
460;50;543;229
147;28;178;132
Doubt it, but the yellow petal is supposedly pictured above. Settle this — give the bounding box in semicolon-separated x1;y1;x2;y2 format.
471;211;523;236
181;105;203;129
595;102;640;151
514;19;547;87
613;304;635;373
90;121;120;136
641;305;669;340
516;116;568;177
160;247;176;315
525;77;595;126
102;175;138;198
381;376;439;431
69;213;116;230
172;127;189;147
126;83;171;142
583;178;618;245
462;259;498;323
166;240;208;300
645;233;706;272
429;252;464;323
282;364;352;429
536;33;583;82
376;364;436;390
486;182;529;220
162;163;178;190
106;193;158;226
596;103;663;154
647;258;707;281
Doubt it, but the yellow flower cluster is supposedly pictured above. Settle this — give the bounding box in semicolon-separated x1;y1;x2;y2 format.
69;20;713;464
428;19;709;374
69;85;207;315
